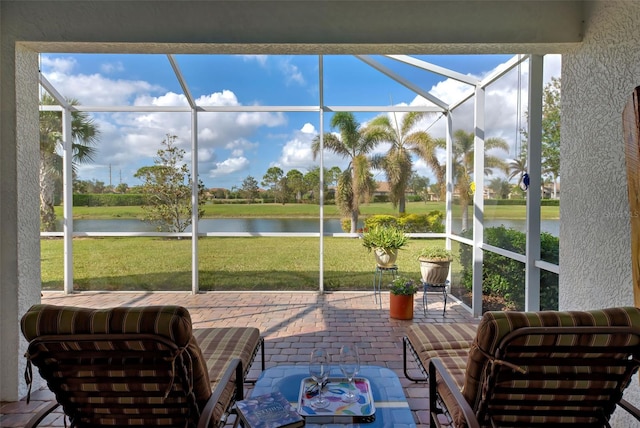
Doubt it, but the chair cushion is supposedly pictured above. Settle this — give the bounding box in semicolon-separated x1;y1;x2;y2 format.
192;327;262;422
459;306;640;427
21;304;193;347
406;323;477;388
193;327;262;382
20;305;220;426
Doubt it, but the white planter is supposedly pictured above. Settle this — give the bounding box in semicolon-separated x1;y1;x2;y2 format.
419;259;451;284
374;248;398;268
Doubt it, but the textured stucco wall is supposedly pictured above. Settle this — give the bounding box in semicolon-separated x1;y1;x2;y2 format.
561;2;640;425
0;43;41;401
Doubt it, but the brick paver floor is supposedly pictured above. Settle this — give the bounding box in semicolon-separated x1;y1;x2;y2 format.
1;290;478;427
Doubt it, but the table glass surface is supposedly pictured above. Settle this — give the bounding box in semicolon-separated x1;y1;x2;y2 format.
249;364;416;428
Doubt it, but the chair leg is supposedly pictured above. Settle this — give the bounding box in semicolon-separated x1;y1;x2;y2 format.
244;337;265;384
402;336;428;382
24;401;60;428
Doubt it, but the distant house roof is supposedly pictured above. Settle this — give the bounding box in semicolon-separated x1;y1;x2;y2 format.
375;181;391;193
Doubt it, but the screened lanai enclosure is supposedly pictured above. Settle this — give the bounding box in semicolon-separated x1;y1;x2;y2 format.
40;53;559;317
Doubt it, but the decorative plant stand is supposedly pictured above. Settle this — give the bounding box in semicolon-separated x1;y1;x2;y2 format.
422;280;449;317
372;265;398;308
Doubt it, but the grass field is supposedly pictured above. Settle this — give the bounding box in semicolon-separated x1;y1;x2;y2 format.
57;201;559;220
44;200;556;291
41;236;459;292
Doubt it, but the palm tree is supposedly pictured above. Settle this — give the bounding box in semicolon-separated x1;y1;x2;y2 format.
488;177;512;199
366;111;438;213
312;112;378;233
507;155;527;182
40;94;100;231
450;129;509;231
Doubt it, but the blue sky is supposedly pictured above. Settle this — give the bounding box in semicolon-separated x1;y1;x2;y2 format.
40;53;560;189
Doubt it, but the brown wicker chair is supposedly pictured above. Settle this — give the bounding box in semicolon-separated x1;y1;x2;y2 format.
428;307;640;428
20;304;264;428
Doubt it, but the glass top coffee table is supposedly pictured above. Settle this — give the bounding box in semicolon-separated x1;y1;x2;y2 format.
249;364;416;427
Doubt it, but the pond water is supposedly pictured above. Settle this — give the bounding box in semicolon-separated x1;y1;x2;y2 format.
57;218;560;237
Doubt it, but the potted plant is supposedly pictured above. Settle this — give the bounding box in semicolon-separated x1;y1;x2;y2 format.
389;276;420;319
362;226;408;268
418;247;453;285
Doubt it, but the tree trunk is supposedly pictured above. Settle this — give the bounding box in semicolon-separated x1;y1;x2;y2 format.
461;200;470;232
40;151;57;232
350;210;358;234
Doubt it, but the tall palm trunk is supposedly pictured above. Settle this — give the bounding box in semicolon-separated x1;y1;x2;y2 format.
40;151;58;232
349;167;359;233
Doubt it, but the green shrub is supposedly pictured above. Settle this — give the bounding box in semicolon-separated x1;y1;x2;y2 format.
364;211;445;233
73;193;146;207
459;226;559;311
364;215;398;230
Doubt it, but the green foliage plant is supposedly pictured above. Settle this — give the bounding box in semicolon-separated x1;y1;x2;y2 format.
361;226;408;254
364;211;445;233
364;215;398;229
418;247;453;261
398;211;445;233
389;276;420;295
459;226;559;311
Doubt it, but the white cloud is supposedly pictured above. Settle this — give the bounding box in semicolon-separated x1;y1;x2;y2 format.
40;56;77;74
300;123;316;134
237;111;287;128
242;55;268;67
101;61;124;74
208;156;250;178
279;58;305;85
279;137;315;169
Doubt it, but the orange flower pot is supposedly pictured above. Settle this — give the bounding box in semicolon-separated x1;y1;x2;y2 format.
389;294;414;320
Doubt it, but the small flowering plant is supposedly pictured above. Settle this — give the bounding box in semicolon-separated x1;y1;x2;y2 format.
389;277;420;295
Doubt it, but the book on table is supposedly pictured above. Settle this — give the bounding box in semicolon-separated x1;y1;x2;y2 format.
236;391;305;428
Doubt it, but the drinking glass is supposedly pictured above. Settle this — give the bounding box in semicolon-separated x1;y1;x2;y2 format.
339;344;360;403
309;348;330;408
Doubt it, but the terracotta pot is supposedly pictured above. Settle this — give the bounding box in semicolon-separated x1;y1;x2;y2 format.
389;293;414;320
374;248;398;268
419;259;451;284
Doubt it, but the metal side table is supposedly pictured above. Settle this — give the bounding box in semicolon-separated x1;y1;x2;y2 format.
422;280;449;316
372;265;398;308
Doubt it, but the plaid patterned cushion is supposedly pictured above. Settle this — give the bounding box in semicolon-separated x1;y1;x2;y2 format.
21;304;262;428
21;304;193;346
192;327;261;422
406;323;477;389
451;306;640;427
407;323;477;354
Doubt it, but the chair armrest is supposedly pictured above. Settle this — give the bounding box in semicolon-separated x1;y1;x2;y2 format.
429;358;480;428
24;401;60;428
618;398;640;422
198;358;242;428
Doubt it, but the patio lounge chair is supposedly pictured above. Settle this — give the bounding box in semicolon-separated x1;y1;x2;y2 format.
20;304;264;428
423;307;640;427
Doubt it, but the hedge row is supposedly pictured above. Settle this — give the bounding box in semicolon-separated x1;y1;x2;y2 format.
359;211;445;233
73;194;146;206
483;199;559;206
459;226;559;311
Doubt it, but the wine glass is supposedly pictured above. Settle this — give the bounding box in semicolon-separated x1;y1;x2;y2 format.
309;348;330;408
339;344;360;403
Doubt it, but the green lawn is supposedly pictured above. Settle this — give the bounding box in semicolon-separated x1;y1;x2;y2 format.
44;201;557;292
41;236;453;292
57;201;559;220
